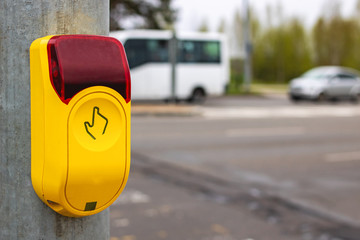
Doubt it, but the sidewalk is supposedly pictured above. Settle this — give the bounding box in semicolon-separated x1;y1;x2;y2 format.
131;103;199;117
130;93;290;117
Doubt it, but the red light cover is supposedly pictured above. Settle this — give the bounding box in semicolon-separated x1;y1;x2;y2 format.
47;35;131;104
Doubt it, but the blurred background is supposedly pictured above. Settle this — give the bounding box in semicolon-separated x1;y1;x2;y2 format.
108;1;360;239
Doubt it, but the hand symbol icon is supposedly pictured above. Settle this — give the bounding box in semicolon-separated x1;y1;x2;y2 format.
84;107;108;140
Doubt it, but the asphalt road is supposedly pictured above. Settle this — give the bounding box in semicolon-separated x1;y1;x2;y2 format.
110;171;308;240
111;96;360;240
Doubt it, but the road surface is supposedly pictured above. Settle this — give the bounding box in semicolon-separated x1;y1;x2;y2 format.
111;96;360;240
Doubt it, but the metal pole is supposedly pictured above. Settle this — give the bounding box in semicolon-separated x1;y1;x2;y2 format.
242;0;252;93
169;30;177;102
0;1;109;239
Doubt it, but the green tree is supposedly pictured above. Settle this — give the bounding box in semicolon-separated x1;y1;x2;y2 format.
110;0;177;30
284;19;312;80
313;17;329;65
233;9;243;51
198;18;209;32
312;2;360;68
229;9;244;90
229;7;261;90
253;18;312;83
217;18;226;33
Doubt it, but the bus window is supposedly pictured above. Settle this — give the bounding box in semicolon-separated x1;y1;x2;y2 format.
204;41;220;63
124;39;147;69
147;39;169;63
124;39;169;69
178;40;221;63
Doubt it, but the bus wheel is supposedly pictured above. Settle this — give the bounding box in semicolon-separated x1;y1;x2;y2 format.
189;88;206;104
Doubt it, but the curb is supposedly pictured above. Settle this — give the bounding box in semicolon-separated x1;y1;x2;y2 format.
131;104;200;117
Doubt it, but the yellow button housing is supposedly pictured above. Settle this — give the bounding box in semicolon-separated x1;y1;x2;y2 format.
30;35;131;217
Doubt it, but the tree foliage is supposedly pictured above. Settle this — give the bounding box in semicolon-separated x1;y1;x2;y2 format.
313;15;360;68
253;18;312;83
198;18;209;32
217;18;226;33
110;0;177;30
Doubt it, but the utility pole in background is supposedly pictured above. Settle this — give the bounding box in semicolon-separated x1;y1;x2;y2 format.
0;1;109;239
169;30;178;102
242;0;252;93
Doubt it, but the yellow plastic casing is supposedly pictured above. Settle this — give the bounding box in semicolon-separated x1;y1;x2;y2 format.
30;36;131;217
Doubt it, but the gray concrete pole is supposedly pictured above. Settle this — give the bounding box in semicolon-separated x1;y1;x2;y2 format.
242;0;252;93
169;31;177;102
0;1;110;239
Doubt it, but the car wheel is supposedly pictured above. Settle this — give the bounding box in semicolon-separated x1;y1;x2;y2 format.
289;95;301;103
315;92;327;102
350;94;360;104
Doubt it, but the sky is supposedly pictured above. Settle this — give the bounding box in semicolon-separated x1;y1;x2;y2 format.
173;0;358;32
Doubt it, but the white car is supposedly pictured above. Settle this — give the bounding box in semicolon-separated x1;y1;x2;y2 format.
288;66;360;102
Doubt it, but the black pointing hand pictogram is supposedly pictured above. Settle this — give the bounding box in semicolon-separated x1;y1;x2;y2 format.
84;107;108;140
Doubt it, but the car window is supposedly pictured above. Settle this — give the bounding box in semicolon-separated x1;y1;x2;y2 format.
336;73;357;81
302;70;323;78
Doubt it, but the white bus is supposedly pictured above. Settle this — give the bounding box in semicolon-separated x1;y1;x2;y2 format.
110;30;229;102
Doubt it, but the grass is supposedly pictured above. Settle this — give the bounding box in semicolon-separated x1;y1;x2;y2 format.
226;82;288;96
251;83;288;94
